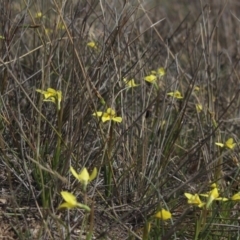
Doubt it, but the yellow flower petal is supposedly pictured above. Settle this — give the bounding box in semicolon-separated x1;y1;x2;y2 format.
78;168;90;185
225;138;236;149
102;115;111;122
211;183;217;188
215;197;228;201
167;90;183;99
206;187;219;208
47;88;57;93
157;67;166;77
70;166;97;188
89;167;98;182
196;104;203;112
61;191;77;206
184;193;194;200
231;192;240;201
58;191;91;211
215;142;224;147
36;89;45;94
113;117;122;123
124;78;139;88
58;202;75;209
144;74;157;83
210;187;219;199
155;209;172;220
87;41;97;49
106;108;116;115
59;191;78;208
93;111;104;117
184;193;204;207
200;194;209;197
43;97;55;102
70;166;80;180
194;86;200;91
93;108;122;123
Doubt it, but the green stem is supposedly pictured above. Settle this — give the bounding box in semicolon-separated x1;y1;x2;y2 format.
104;122;114;197
53;105;63;169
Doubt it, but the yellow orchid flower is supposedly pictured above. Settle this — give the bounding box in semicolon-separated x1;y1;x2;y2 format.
206;187;219;208
144;74;157;83
215;138;236;149
70;166;97;190
151;67;166;77
93;108;122;123
87;41;97;49
200;184;228;208
167;90;183;99
123;78;139;88
58;191;90;211
184;193;205;208
155;209;172;220
157;67;166;77
36;88;62;110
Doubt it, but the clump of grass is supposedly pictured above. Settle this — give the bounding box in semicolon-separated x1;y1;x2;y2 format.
1;0;240;239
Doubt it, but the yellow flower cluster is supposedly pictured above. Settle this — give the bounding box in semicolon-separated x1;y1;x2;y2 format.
184;183;238;209
144;67;166;83
58;167;97;210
